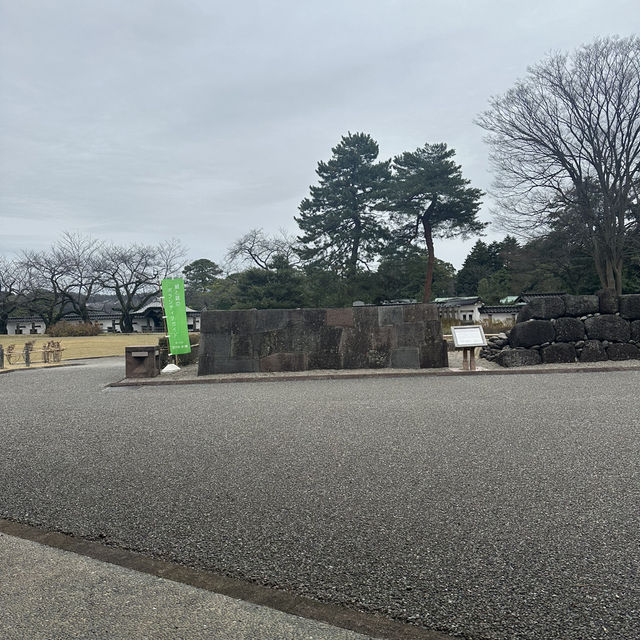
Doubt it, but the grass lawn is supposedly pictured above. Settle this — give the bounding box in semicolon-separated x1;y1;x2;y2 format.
0;334;162;370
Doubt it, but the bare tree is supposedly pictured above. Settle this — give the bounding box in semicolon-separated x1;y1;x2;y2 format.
226;228;301;271
53;232;104;322
0;257;30;334
19;233;105;328
100;240;185;332
20;249;72;328
476;36;640;294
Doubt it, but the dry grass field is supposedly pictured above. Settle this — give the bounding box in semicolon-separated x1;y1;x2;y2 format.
0;334;161;370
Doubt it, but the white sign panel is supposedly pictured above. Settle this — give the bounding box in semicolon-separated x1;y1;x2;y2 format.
451;325;487;348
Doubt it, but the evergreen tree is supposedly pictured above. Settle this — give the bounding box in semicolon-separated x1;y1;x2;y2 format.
385;143;485;301
183;259;223;294
296;133;391;279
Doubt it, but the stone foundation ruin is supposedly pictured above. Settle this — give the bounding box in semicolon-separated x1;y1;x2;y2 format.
481;293;640;367
197;303;448;375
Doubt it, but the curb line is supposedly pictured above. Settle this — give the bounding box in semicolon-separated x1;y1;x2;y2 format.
0;518;454;640
108;364;640;387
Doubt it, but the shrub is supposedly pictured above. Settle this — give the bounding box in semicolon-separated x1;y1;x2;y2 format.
48;321;102;337
158;333;200;368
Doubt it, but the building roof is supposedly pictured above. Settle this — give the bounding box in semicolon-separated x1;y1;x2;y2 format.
434;296;482;307
499;296;519;304
479;305;523;313
517;292;566;302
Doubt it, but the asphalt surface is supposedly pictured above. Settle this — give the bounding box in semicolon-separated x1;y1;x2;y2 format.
0;531;372;640
1;358;638;639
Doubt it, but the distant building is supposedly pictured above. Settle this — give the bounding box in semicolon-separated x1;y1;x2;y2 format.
434;297;483;323
5;299;200;335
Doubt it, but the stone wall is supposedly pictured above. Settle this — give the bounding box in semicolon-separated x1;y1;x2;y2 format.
481;293;640;367
197;304;448;375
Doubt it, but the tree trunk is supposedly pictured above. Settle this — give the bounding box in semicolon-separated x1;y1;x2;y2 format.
422;219;435;302
120;314;134;333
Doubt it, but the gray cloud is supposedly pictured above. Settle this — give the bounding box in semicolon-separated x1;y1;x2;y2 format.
1;0;637;267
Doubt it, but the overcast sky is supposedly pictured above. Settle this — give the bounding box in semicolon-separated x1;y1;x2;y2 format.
1;1;637;270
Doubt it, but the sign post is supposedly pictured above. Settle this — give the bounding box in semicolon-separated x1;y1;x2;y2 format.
161;278;191;359
450;325;487;371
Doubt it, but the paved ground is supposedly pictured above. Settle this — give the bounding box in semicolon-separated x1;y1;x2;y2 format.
1;358;639;639
0;531;374;640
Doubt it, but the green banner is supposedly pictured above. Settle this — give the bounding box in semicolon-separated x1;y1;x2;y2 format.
161;278;191;355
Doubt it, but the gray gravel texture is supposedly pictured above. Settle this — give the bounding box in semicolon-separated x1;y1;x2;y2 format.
0;532;370;640
1;358;639;640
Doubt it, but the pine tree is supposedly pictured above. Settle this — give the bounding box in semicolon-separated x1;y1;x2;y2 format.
296;133;391;279
385;143;485;301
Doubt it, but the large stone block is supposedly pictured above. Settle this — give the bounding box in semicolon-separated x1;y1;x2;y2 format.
584;315;630;342
353;306;379;332
308;326;344;369
200;309;256;334
553;317;586;342
420;342;449;368
259;352;308;372
509;320;555;348
598;289;618;314
403;303;439;323
395;322;425;347
378;305;404;327
496;349;541;367
214;357;259;374
525;297;566;319
619;295;640;320
254;309;291;332
606;343;640;361
541;343;576;363
390;347;420;368
230;333;253;358
578;340;607;362
563;295;599;317
326;307;354;327
631;320;640;343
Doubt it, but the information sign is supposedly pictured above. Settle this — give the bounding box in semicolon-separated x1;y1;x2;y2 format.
161;278;191;355
451;325;487;348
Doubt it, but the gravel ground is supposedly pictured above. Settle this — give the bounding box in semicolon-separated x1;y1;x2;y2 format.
1;359;639;639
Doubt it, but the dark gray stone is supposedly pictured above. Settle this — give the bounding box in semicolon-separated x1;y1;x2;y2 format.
254;309;291;332
578;340;608;362
553;317;586;342
563;295;599;317
525;297;566;319
259;352;308;372
598;289;618;314
584;315;630;342
378;306;404;327
390;347;420;368
420;342;449;368
200;309;256;334
199;304;447;374
619;295;640;320
496;349;542;367
541;343;577;364
516;306;533;323
606;343;640;361
395;322;425;347
631;320;640;342
509;320;555;348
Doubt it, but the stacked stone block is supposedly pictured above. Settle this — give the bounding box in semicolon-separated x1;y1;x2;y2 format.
481;294;640;367
197;304;448;375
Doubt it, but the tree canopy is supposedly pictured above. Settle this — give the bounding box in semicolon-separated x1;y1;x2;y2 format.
296;132;391;278
477;35;640;295
385;143;485;301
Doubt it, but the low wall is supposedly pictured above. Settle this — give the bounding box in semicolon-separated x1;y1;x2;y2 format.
197;304;448;375
481;293;640;367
